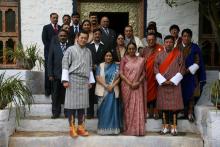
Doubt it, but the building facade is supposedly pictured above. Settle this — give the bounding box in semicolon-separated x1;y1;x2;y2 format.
1;0;219;68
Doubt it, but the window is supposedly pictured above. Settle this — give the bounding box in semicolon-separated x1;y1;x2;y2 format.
0;0;19;68
199;8;220;68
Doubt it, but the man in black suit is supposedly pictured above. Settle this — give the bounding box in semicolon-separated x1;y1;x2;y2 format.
86;28;107;118
42;13;61;96
62;14;71;26
100;16;116;51
48;29;70;119
50;24;74;46
69;12;81;43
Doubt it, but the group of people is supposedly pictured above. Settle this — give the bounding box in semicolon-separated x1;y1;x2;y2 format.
41;12;206;138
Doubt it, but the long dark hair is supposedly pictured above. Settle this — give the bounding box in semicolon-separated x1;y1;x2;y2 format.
103;50;114;63
125;42;137;55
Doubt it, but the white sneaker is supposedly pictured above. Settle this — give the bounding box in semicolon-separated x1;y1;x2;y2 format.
160;127;169;134
171;128;178;136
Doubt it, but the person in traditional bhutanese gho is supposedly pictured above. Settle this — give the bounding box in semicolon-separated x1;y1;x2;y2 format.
95;50;122;135
179;28;206;122
61;30;95;138
154;35;184;136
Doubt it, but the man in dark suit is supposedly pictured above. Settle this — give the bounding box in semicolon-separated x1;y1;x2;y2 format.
50;24;74;46
42;13;61;96
69;12;81;43
48;29;70;119
62;14;71;26
86;28;107;118
100;16;116;51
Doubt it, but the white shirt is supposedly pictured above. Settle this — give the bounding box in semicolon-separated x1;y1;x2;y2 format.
91;40;104;52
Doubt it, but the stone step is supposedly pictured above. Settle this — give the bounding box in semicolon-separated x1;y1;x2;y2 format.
9;131;203;147
32;95;52;104
16;117;199;133
25;104;64;117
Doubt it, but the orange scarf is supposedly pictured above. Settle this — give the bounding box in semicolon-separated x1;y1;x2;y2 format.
145;44;163;102
159;47;180;74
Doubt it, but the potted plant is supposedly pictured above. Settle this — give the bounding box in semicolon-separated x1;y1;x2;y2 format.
210;79;220;109
7;43;44;70
0;72;33;123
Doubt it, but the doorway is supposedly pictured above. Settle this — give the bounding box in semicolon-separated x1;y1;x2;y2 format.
90;12;129;35
79;0;144;37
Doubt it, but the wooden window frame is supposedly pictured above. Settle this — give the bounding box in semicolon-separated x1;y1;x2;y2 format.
0;0;20;69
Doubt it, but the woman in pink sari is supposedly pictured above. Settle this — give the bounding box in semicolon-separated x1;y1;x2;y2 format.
120;42;146;136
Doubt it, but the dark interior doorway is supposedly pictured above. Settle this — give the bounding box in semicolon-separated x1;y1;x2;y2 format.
90;12;129;35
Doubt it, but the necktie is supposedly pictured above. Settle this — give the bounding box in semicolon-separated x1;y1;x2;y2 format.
75;26;78;34
54;24;58;33
104;28;109;35
61;43;66;53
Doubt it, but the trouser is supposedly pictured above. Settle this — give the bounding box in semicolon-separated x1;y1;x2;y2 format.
51;79;65;116
147;99;156;108
65;109;85;125
184;96;194;116
147;99;158;116
87;84;96;117
44;59;51;95
161;110;177;126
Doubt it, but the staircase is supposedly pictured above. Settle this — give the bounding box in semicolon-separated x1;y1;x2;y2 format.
9;95;204;147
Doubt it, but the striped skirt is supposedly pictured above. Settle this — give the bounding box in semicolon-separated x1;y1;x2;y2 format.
64;74;89;109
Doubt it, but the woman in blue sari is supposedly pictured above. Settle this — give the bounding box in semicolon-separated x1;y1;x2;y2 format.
95;50;122;135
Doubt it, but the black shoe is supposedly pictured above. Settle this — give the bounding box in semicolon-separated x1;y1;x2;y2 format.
51;115;59;119
45;90;51;97
86;115;94;119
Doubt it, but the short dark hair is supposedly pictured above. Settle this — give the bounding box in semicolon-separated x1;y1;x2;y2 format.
146;32;156;38
77;30;89;37
50;13;58;18
181;28;193;37
62;14;71;19
164;35;175;42
89;12;97;17
59;29;68;35
71;12;80;17
93;28;102;34
148;21;156;27
125;25;133;31
147;24;157;33
169;24;180;32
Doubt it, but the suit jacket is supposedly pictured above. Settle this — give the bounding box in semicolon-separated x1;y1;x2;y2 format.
100;27;116;51
86;41;107;67
48;40;71;79
50;35;74;47
69;24;82;42
42;23;61;60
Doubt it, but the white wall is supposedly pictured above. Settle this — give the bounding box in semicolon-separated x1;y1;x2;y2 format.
20;0;72;57
20;0;199;56
147;0;199;43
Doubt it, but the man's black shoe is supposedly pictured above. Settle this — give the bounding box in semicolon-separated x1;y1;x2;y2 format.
51;115;59;119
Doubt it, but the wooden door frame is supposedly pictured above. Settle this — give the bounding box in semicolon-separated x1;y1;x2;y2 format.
76;0;145;38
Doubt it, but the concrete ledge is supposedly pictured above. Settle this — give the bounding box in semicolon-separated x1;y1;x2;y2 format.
9;132;203;147
0;108;16;147
32;95;52;104
16;117;199;133
0;70;44;94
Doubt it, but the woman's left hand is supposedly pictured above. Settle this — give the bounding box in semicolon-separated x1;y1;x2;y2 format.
131;82;139;89
107;85;113;92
